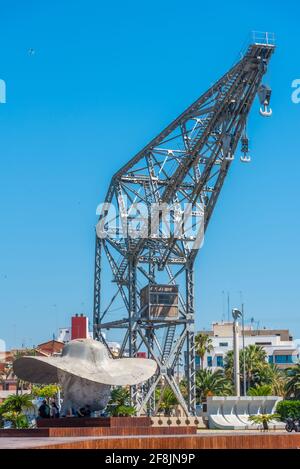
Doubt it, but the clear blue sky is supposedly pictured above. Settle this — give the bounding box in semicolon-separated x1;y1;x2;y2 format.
0;0;299;349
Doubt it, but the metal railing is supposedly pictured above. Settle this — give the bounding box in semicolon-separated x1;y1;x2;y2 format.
251;30;275;46
237;31;276;60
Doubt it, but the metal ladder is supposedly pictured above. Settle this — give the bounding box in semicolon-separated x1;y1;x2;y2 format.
161;325;176;364
113;257;128;284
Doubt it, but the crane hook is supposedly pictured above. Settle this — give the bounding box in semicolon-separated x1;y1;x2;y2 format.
258;84;272;118
259;105;272;117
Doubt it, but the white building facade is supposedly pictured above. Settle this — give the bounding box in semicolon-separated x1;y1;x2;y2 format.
194;322;299;371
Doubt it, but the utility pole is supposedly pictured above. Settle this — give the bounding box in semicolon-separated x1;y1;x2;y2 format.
227;293;230;322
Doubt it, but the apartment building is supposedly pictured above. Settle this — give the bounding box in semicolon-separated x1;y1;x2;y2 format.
192;322;299;371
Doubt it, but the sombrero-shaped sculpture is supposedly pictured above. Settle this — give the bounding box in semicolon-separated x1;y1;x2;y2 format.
13;339;157;413
13;338;157;386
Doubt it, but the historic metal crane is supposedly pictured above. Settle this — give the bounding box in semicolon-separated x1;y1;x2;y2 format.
93;32;275;416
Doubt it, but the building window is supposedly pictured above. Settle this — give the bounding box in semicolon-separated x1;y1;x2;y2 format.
219;342;228;347
268;355;274;364
216;356;223;367
207;356;212;367
150;293;177;305
275;355;294;364
195;356;200;366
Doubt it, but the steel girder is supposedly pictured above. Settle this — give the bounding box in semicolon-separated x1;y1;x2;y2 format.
93;41;275;416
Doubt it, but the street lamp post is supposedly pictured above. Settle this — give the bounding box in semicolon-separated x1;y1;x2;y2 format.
241;304;247;396
232;308;242;397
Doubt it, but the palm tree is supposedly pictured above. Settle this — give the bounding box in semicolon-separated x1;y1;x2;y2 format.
195;333;213;370
106;387;136;417
0;394;34;414
244;345;267;389
254;364;287;396
285;363;300;399
224;344;267;391
224;349;235;381
0;394;34;429
248;413;280;431
247;384;272;396
196;369;232;403
157;387;178;416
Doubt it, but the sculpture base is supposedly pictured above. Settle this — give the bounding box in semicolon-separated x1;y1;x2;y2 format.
36;416;151;428
0;425;196;439
0;416;198;444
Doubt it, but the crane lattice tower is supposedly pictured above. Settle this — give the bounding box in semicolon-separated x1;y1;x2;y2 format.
93;33;275;416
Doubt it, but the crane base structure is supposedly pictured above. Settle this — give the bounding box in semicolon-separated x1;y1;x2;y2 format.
93;32;275;416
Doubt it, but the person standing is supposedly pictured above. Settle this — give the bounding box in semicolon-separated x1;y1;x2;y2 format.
38;400;50;418
50;401;59;418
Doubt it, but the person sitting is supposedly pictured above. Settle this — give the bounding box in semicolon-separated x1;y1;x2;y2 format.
38;400;50;419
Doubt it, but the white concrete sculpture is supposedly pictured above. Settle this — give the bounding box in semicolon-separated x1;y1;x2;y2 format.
205;396;285;430
13;338;157;415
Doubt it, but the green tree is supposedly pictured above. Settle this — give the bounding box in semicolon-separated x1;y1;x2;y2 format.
110;405;136;417
254;364;287;396
106;387;136;417
276;400;300;420
13;349;36;360
156;386;178;416
247;384;272;396
1;411;30;429
248;413;280;431
224;349;235;381
285;364;300;399
31;384;59;403
224;345;267;391
0;393;34;415
195;333;213;370
0;394;34;429
196;369;232;403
